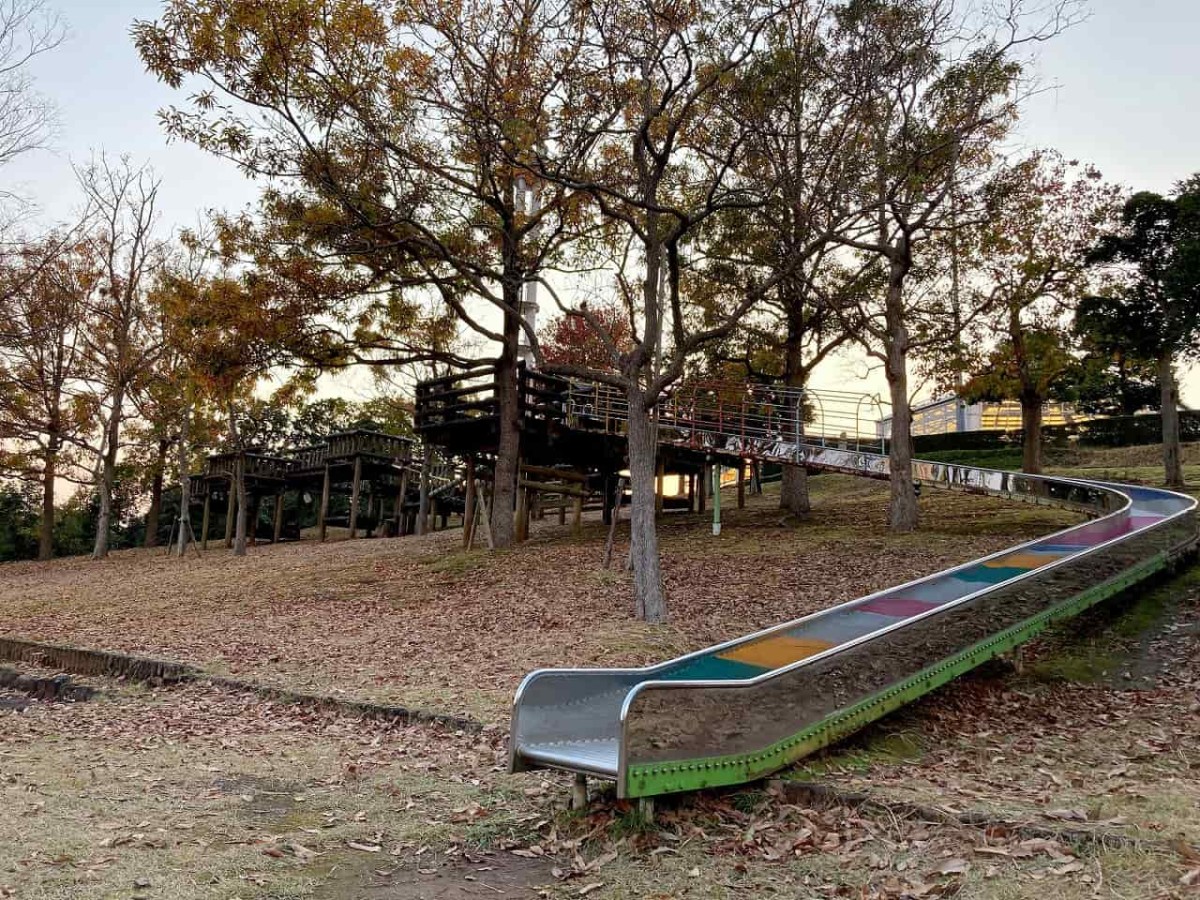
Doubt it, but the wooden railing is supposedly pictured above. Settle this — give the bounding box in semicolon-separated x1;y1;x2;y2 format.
415;363;574;433
288;444;329;472
205;451;296;481
326;429;414;464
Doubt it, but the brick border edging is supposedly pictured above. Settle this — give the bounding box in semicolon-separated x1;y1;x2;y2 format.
0;635;483;733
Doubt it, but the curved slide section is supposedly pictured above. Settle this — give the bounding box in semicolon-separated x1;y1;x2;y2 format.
509;442;1197;798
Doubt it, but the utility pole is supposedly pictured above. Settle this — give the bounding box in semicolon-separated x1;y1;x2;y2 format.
516;175;540;368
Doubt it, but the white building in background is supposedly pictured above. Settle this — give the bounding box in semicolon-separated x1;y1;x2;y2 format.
876;396;1088;439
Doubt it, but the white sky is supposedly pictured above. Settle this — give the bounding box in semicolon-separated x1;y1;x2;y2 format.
5;0;1199;408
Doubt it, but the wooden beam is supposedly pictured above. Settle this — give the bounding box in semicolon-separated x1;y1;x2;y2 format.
572;493;583;535
698;464;707;514
201;492;211;551
517;478;586;496
737;460;746;509
273;493;284;543
519;464;588;483
349;455;363;538
318;463;331;542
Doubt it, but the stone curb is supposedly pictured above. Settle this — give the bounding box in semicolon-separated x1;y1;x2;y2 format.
0;635;483;733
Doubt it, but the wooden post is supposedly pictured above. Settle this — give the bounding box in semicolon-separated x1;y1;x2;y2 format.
737;459;746;509
418;443;431;535
712;464;722;536
570;773;588;811
273;493;284;543
224;478;236;549
515;483;529;542
318;463;331;542
558;497;567;526
603;477;625;568
430;498;440;532
463;458;476;549
349;456;363;538
201;491;212;551
698;464;707;513
572;493;583;535
687;473;695;512
655;459;665;515
396;469;409;536
248;494;259;547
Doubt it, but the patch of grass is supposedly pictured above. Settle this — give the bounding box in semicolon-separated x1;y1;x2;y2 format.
792;728;925;778
422;548;489;575
1027;645;1125;684
609;804;657;839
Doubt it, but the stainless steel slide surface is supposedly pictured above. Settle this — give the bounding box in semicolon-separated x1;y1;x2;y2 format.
509;438;1198;798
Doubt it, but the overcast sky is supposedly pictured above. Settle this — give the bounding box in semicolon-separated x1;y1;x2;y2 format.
5;0;1199;405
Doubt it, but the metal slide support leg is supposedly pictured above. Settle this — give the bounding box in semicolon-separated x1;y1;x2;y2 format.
570;773;588;811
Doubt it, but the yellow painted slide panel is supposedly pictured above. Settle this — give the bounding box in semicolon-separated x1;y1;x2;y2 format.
718;635;835;670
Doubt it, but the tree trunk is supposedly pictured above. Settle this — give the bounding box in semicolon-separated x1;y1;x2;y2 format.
490;309;521;549
884;252;917;532
1159;352;1184;488
39;441;57;561
1020;393;1043;475
93;385;126;560
626;385;667;623
144;439;169;548
779;328;810;516
175;399;192;557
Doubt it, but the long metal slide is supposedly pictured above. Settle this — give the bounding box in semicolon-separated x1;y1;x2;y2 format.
508;385;1198;798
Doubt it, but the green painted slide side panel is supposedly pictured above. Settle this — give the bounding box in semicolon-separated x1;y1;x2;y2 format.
624;551;1169;798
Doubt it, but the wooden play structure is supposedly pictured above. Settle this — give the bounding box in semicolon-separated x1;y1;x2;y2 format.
194;429;466;549
414;363;758;546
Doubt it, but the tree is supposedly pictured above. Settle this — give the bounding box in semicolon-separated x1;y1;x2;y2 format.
77;155;168;560
1070;299;1160;417
134;0;597;549
954;152;1120;473
0;0;63;184
829;0;1080;528
1085;177;1200;487
701;0;869;517
0;233;101;559
520;0;820;621
540;301;632;373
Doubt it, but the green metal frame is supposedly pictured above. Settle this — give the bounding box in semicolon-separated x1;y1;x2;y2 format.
624;550;1172;798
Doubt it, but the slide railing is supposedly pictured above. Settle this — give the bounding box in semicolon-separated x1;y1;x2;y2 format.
509;402;1197;798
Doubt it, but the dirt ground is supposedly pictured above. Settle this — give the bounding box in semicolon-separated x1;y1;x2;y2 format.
2;476;1198;899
